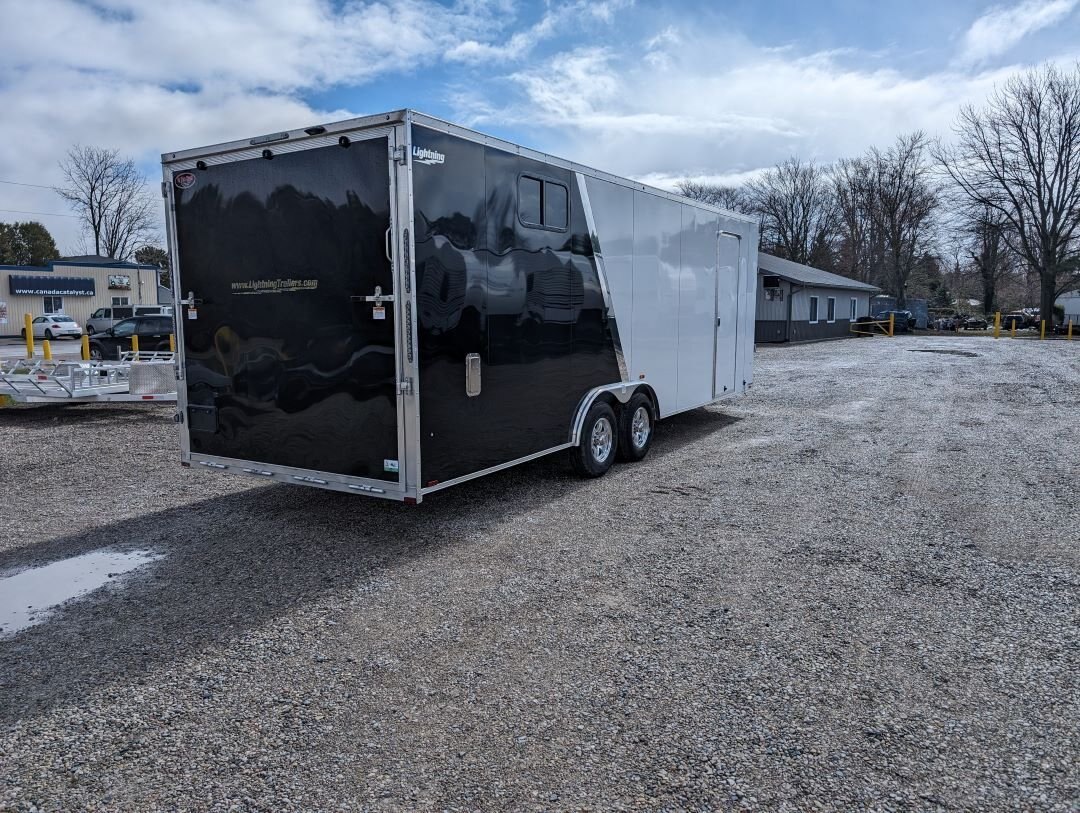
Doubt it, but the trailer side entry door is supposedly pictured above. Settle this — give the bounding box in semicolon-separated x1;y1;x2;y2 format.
172;132;403;483
715;233;740;397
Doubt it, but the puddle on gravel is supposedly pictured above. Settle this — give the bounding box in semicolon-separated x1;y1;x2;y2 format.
0;549;162;636
907;348;980;358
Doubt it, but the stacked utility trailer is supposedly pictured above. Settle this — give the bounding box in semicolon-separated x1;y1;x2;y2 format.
0;353;177;407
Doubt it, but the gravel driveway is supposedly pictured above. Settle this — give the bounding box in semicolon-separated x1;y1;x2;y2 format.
1;335;1077;812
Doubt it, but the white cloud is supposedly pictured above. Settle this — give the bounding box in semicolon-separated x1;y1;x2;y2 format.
454;26;1080;194
0;0;512;253
958;0;1078;64
445;0;633;63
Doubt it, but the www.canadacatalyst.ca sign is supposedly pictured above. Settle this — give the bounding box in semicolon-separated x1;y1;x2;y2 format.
8;276;96;296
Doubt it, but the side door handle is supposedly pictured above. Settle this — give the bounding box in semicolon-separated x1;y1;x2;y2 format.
465;353;481;397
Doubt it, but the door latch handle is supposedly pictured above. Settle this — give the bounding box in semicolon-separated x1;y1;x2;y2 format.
385;228;393;263
351;285;395;304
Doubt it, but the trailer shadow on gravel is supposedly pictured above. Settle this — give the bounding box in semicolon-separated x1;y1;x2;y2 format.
0;406;740;726
0;403;168;427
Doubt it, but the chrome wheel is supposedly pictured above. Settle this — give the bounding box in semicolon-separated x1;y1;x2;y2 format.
591;416;614;463
631;405;651;449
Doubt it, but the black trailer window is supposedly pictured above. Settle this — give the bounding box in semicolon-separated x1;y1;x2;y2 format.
519;176;542;225
519;175;568;231
544;181;568;229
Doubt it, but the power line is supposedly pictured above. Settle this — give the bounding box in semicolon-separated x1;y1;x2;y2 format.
0;208;79;219
0;179;57;190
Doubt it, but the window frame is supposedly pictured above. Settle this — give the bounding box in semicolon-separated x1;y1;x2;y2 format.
827;296;836;323
808;295;819;324
112;295;130;307
43;296;63;313
850;297;857;320
111;319;137;337
517;172;570;233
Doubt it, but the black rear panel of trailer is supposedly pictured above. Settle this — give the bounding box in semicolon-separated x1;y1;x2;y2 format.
172;138;400;481
412;126;620;485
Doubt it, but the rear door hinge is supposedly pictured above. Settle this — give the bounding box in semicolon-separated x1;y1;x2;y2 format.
391;145;407;165
398;377;413;396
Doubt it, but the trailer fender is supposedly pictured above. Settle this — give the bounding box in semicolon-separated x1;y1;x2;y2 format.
570;383;657;446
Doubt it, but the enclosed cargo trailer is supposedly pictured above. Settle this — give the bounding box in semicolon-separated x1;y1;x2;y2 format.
162;110;757;503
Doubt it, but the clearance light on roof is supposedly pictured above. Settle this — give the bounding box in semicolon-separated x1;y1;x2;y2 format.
250;131;289;145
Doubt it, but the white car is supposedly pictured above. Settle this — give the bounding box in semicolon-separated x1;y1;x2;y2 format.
24;314;84;340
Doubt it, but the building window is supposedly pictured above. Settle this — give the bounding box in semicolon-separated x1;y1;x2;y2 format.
850;298;857;320
809;295;819;324
112;296;130;306
827;297;836;323
519;175;569;231
43;296;63;313
762;275;783;301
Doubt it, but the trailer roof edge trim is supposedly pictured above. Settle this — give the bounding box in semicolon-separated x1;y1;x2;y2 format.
160;108;755;226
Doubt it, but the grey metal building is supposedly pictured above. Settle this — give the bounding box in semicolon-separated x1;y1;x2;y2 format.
755;253;880;343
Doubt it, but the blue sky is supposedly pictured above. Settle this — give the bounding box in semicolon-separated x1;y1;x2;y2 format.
1;0;1079;253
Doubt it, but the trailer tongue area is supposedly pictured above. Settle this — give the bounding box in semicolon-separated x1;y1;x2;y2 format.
172;136;400;481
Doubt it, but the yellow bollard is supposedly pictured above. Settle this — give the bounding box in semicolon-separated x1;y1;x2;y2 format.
42;339;52;361
131;334;140;356
1040;319;1046;340
1011;321;1016;339
994;311;1001;339
169;333;176;353
888;313;895;337
1069;320;1074;341
81;335;90;360
23;313;33;359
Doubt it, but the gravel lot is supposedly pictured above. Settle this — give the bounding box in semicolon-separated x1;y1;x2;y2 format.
1;335;1077;812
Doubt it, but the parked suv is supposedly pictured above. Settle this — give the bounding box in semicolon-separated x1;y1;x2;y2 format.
86;304;173;335
87;316;175;360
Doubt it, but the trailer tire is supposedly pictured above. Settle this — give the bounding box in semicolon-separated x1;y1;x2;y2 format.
571;402;618;478
618;392;655;462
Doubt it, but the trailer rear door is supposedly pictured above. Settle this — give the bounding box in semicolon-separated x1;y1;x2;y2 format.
171;131;404;485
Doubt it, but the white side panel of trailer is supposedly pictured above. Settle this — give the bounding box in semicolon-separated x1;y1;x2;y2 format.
676;205;720;411
630;191;682;415
581;178;635;374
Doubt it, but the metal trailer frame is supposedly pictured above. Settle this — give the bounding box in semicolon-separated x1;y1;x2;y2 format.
0;354;178;406
161;110;757;503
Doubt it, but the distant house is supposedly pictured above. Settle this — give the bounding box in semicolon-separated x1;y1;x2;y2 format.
756;253;880;343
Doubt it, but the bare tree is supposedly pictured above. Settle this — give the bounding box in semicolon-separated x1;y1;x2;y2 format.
57;145;157;260
869;132;939;307
831;157;879;284
936;63;1080;325
960;204;1015;315
830;134;939;304
675;180;753;214
744;157;836;267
